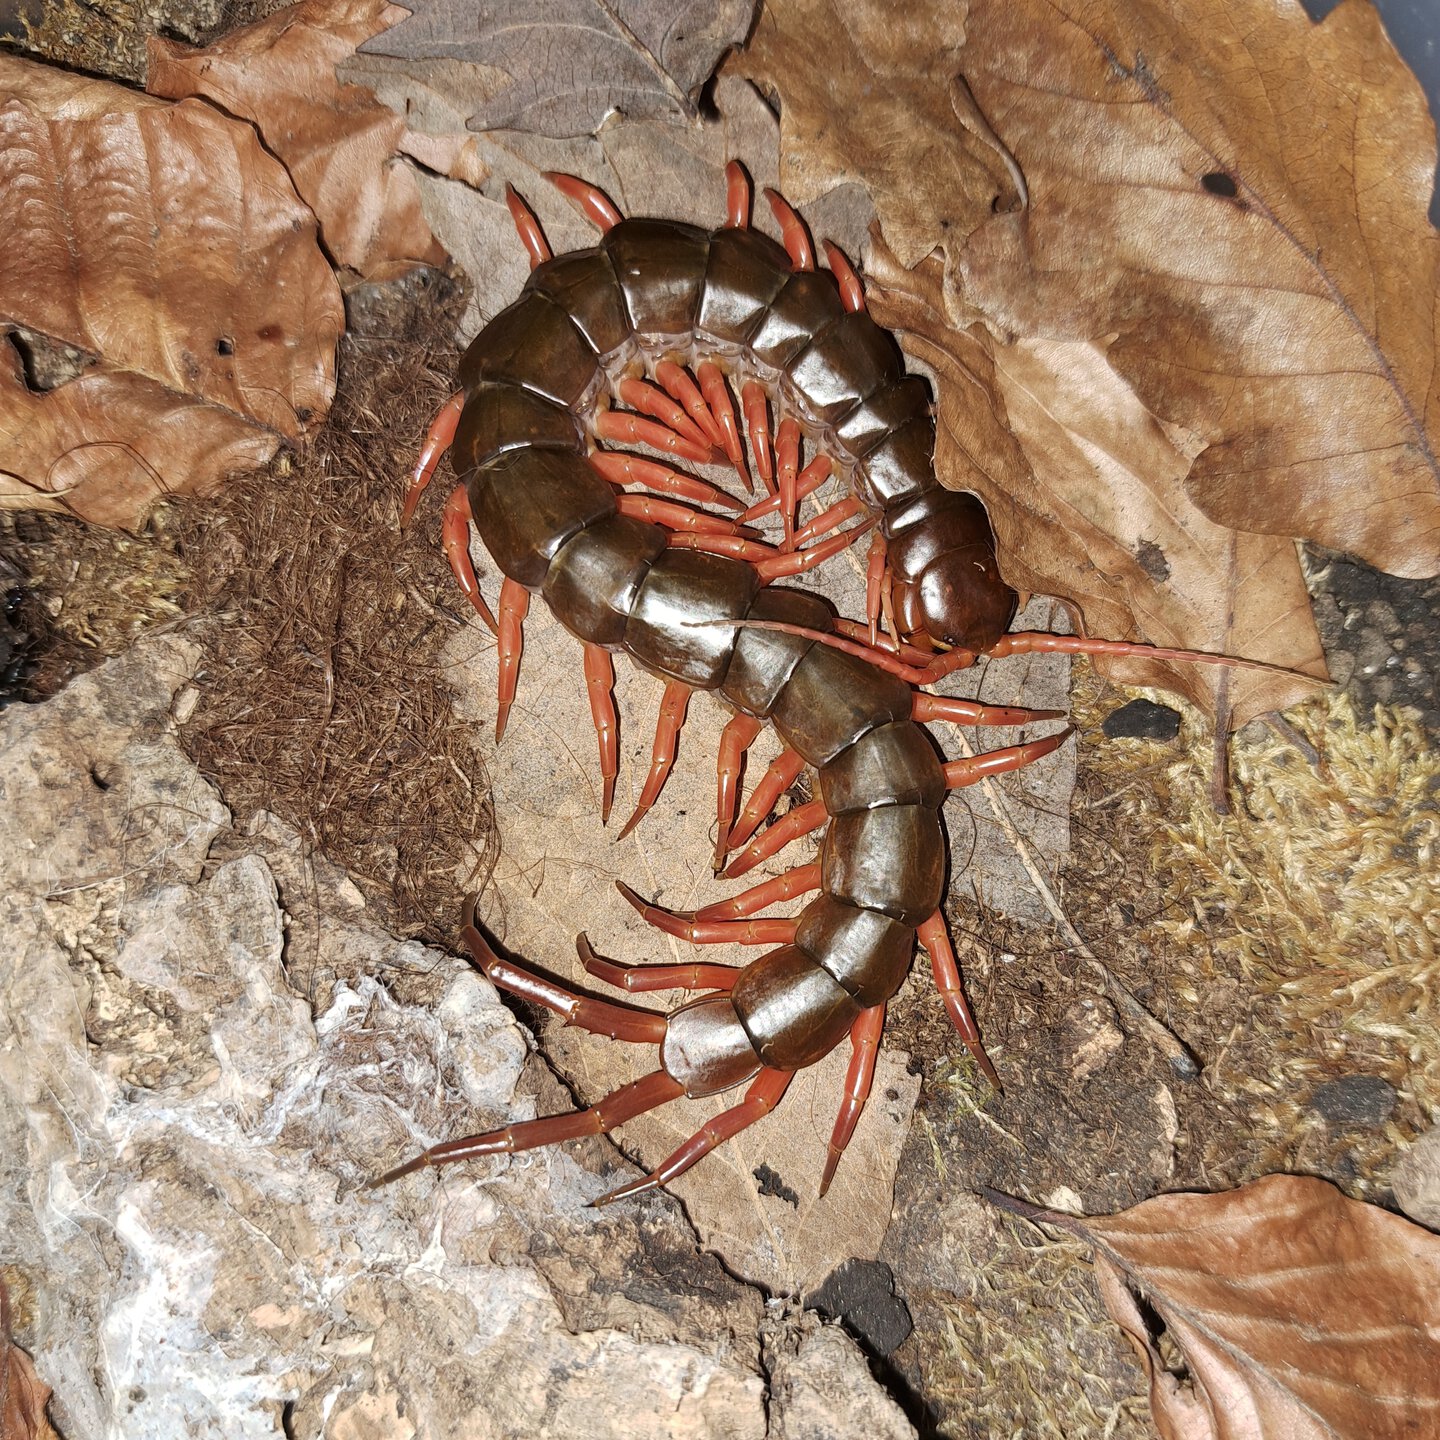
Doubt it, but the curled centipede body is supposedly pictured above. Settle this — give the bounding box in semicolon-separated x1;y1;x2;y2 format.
385;162;1258;1206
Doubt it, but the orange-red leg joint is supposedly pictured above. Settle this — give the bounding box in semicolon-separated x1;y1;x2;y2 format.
654;360;726;448
589;450;743;512
741;381;774;488
775;417;801;550
764;188;815;271
724;749;808;859
615;881;797;947
594;410;713;465
593;1069;793;1207
697;362;750;489
714;711;764;870
942;727;1075;789
618;376;711;448
723;799;828;878
505;185;552;269
616;679;692;841
583;643;618;824
441;486;499;634
724;160;751;229
402;390;465;527
917;912;1000;1089
912;693;1066;728
495;578;530;743
543;171;622;231
822;240;865;312
820;1002;885;1196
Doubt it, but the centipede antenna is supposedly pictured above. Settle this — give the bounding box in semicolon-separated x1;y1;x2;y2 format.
504;185;552;268
543;171;623;231
724;160;751;228
764;187;816;270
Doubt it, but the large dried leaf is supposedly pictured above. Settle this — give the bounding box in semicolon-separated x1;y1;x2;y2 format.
0;54;342;528
949;0;1440;580
147;0;477;281
869;242;1326;725
356;0;757;139
999;1176;1440;1440
731;0;1018;267
735;0;1440;587
1;1280;56;1440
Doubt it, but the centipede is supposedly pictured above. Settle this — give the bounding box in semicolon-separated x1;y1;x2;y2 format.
381;162;1267;1206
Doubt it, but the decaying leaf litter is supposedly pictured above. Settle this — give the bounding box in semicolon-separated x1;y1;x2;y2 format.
2;0;1439;1436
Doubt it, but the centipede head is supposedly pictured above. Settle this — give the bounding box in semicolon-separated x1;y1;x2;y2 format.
890;492;1019;653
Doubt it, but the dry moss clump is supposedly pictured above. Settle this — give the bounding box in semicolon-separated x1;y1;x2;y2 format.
1151;694;1438;1112
1068;669;1437;1189
173;293;497;943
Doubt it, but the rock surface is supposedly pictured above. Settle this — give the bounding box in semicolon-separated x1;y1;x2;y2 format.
0;636;893;1438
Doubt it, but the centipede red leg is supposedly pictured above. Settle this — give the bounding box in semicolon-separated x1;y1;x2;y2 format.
822;240;866;313
583;643;618;824
618;376;710;448
654;360;725;448
764;188;815;271
694;860;822;921
595;410;713;464
616;880;797;946
942;727;1075;789
495;578;530;743
589;450;743;512
367;925;678;1185
402;389;464;526
820;1002;885;1196
740;454;832;524
741;381;774;489
715;712;763;869
724;747;808;859
617;678;692;841
618;494;750;536
441;486;498;633
913;693;1065;728
543;171;622;230
918;912;999;1088
723;799;828;878
776;418;801;550
696;362;750;486
755;521;874;582
594;1068;794;1206
504;185;552;269
579;932;741;993
793;494;868;549
368;1067;684;1186
724;159;751;228
865;531;887;647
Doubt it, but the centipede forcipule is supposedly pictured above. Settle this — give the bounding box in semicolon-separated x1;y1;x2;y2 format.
382;162;1281;1206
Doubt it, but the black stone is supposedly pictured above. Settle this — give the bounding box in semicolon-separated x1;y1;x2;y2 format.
1308;1075;1398;1129
806;1257;913;1357
1101;698;1182;741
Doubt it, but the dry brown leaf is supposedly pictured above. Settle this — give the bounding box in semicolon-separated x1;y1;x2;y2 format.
869;242;1325;725
993;1175;1440;1440
0;54;342;528
949;0;1440;580
147;0;472;281
731;0;1018;268
355;0;756;140
1;1280;56;1440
